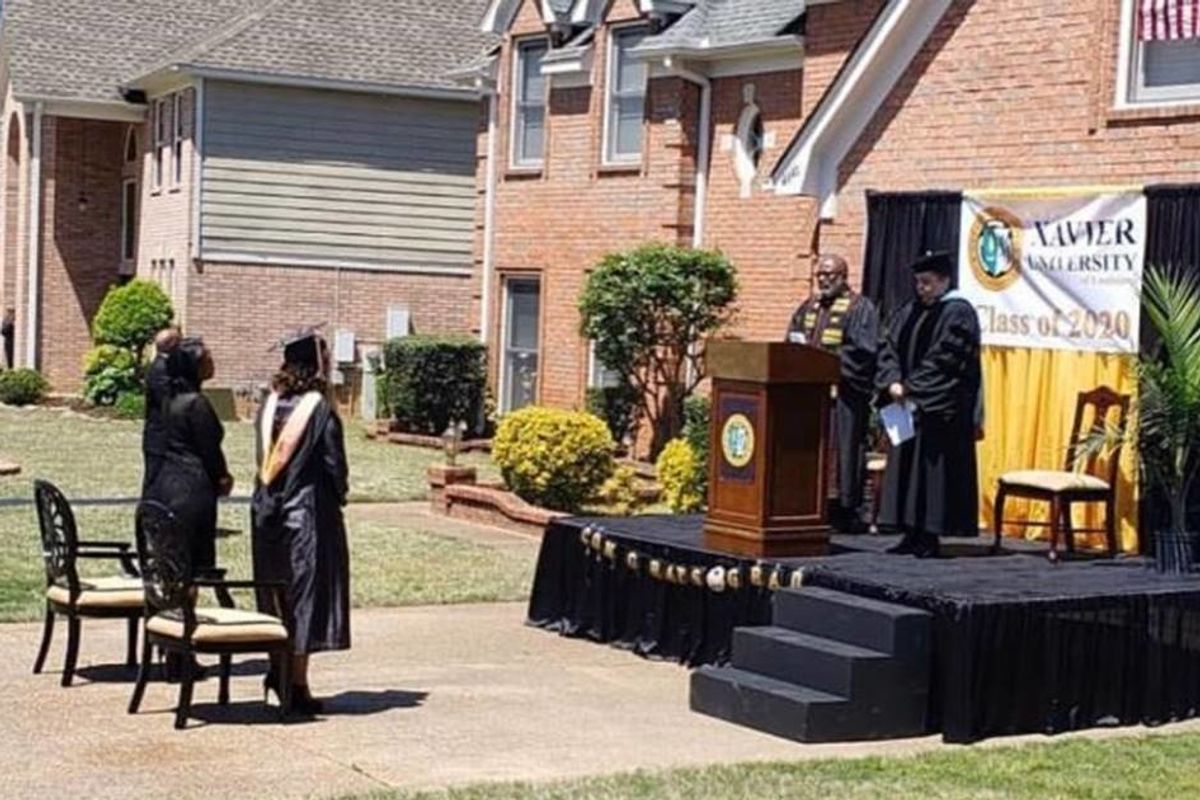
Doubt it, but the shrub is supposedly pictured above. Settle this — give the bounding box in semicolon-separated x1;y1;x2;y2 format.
0;368;48;406
114;391;146;420
682;394;711;500
82;345;140;406
585;384;640;445
91;280;174;360
492;406;614;512
656;438;707;513
382;335;486;435
594;464;644;517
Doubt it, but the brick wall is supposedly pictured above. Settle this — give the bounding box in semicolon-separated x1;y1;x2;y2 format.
187;261;473;387
39;116;126;391
804;0;1200;272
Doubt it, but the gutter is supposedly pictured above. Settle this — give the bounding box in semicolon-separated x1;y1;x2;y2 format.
634;35;804;63
24;101;42;368
479;91;499;345
663;58;711;249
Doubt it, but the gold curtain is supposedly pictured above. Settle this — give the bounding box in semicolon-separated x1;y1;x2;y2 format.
977;346;1139;552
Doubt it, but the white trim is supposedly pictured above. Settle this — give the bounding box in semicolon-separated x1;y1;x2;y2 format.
480;92;499;345
497;274;541;414
634;36;804;63
120;177;138;271
13;96;145;122
184;67;481;102
1114;0;1200;109
770;0;953;217
663;58;711;247
704;51;804;78
510;36;549;169
191;78;205;261
24;102;42;369
199;250;474;277
603;22;651;167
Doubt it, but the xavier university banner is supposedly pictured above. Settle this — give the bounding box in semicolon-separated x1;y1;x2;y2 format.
957;190;1146;353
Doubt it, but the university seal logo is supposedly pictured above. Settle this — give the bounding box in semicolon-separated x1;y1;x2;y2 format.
968;206;1023;291
720;413;755;469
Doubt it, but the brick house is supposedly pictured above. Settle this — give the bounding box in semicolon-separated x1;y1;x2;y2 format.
0;0;492;393
466;0;1200;417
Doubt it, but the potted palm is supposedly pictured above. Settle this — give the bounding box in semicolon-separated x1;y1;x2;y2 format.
1101;266;1200;572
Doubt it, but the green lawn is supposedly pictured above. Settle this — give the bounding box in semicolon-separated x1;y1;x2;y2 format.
0;405;494;502
339;732;1200;800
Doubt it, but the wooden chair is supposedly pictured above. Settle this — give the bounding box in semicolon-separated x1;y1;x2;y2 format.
32;480;143;686
128;500;295;729
993;386;1130;560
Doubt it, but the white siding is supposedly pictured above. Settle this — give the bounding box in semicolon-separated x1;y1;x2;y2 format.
201;81;477;272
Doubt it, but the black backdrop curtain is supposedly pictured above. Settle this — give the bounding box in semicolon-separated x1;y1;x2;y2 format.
862;190;963;318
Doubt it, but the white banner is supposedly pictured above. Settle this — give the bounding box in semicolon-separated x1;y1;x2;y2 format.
957;191;1145;353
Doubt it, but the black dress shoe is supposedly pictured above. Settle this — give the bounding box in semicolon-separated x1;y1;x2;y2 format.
886;535;917;555
912;532;941;559
291;685;324;716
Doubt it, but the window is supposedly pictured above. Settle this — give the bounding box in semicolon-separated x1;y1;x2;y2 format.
171;93;184;188
120;178;138;269
733;102;765;198
588;340;621;389
512;38;548;167
152;99;169;190
500;277;541;413
124;126;138;164
1123;0;1200;104
604;26;648;164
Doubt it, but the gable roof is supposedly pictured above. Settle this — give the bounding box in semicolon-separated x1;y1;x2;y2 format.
130;0;495;96
2;0;495;111
633;0;804;56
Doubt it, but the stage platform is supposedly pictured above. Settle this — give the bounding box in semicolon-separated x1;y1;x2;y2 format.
527;514;1200;742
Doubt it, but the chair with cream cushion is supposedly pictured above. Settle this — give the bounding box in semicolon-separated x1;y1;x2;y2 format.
128;500;294;729
32;480;143;687
993;386;1130;560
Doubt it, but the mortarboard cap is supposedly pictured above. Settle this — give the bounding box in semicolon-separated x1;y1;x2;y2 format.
274;323;327;368
909;250;953;276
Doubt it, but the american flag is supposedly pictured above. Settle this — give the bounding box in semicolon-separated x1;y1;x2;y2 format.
1139;0;1200;41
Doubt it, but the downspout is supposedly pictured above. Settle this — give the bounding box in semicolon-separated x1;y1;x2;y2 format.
479;90;499;345
24;102;42;368
664;57;711;248
190;78;205;264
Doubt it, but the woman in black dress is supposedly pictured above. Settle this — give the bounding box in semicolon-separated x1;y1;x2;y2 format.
252;328;350;714
148;338;233;572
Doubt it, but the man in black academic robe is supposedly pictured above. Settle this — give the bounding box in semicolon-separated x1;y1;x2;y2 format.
786;253;880;533
142;327;180;496
1;307;14;370
876;251;983;557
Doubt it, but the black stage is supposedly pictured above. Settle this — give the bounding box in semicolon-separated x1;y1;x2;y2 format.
528;514;1200;742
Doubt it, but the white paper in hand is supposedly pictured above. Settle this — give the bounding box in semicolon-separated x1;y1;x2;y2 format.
880;401;916;446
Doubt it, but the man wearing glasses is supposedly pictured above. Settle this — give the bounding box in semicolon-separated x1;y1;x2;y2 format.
785;254;880;534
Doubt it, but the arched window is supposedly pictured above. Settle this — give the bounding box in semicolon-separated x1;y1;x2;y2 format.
733;99;764;199
124;125;139;163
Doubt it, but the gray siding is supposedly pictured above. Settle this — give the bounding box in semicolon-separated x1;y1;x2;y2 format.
201;81;478;273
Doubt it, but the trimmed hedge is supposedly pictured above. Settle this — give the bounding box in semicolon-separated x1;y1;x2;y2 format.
0;368;48;406
382;335;486;435
91;280;173;356
492;406;614;512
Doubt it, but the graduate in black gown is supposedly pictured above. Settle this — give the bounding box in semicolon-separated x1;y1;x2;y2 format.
252;327;350;715
147;337;233;571
876;251;983;557
786;253;879;533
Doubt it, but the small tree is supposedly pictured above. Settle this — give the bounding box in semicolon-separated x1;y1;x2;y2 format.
579;243;737;458
91;280;174;364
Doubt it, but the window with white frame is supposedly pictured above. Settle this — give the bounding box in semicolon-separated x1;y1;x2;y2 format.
1124;0;1200;104
120;178;138;269
588;340;622;389
512;38;548;167
604;25;649;164
171;93;184;188
152;99;168;190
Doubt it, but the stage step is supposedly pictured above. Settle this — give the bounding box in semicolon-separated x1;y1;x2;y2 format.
691;587;931;742
772;586;931;664
690;666;857;743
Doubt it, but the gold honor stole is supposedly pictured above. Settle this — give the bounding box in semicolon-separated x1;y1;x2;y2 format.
258;391;323;486
802;296;854;350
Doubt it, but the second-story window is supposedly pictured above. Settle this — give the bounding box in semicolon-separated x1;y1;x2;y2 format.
152;99;167;191
1124;0;1200;104
512;38;548;168
171;93;185;188
605;26;648;164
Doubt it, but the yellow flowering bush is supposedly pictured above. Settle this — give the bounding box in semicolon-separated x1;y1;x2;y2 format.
656;438;706;513
595;464;645;516
492;406;615;512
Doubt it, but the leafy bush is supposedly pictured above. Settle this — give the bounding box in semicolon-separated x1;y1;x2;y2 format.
585;384;640;445
91;280;174;359
492;406;614;512
0;368;48;406
656;438;706;513
114;391;146;419
681;394;711;501
579;242;738;458
382;335;486;435
594;464;644;517
82;345;141;406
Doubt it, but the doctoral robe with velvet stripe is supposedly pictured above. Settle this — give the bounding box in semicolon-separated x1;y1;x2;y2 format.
251;394;351;654
876;295;983;537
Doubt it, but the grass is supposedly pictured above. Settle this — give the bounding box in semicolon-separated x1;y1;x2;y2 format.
335;732;1200;800
0;405;495;502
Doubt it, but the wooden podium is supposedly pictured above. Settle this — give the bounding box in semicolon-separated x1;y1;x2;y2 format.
703;340;840;557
